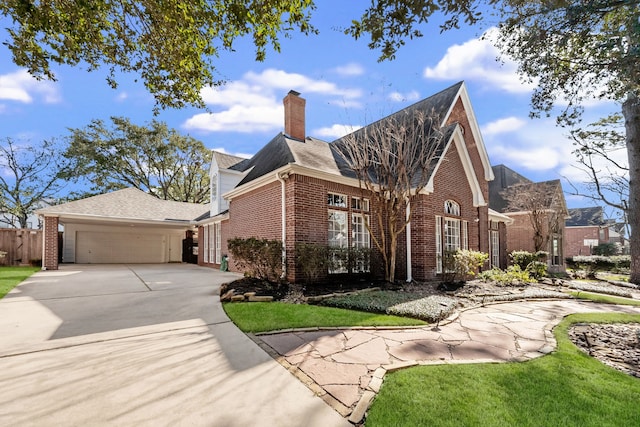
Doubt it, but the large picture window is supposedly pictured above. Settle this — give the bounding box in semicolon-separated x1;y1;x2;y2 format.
327;193;371;274
435;200;468;273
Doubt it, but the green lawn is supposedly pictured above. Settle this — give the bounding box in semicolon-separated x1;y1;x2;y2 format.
365;312;640;427
569;291;640;306
0;266;40;299
223;302;426;333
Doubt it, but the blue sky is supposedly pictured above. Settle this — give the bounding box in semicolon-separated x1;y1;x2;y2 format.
0;2;623;212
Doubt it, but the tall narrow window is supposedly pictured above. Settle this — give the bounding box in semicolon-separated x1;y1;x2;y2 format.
215;222;222;264
490;230;500;268
352;213;371;272
328;210;348;273
435;215;442;273
203;225;210;263
208;224;215;264
552;236;561;266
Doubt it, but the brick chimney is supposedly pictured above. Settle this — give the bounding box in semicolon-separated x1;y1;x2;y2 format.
283;90;305;141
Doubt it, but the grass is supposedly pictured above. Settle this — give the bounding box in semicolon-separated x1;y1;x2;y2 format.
0;266;40;299
569;291;640;306
223;302;426;333
366;312;640;427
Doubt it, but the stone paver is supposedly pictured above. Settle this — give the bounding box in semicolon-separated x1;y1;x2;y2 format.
256;300;640;422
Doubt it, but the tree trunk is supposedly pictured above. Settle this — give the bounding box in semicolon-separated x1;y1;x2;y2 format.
623;94;640;284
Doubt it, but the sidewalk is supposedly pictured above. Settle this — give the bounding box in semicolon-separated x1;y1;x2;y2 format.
256;300;640;423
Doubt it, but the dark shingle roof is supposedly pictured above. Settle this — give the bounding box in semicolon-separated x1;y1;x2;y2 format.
233;81;465;188
489;164;533;212
566;207;605;227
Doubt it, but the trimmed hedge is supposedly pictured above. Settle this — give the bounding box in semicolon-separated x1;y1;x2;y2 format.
566;255;631;275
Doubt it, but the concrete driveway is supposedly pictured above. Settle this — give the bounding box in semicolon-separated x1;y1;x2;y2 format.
0;264;349;427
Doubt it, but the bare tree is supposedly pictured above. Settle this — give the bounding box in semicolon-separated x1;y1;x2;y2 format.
334;109;447;282
501;181;565;253
567;113;629;209
0;138;71;228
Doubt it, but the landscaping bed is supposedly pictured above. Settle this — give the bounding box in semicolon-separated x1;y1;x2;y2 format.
220;272;639;323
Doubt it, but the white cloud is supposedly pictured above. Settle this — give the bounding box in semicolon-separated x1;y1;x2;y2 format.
0;69;62;104
184;104;283;133
424;28;534;94
484;117;572;172
116;92;128;102
481;117;526;136
332;63;365;77
184;68;362;133
388;90;420;103
313;124;362;140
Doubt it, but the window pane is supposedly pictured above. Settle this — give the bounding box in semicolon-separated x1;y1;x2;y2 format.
328;211;348;247
328;193;346;207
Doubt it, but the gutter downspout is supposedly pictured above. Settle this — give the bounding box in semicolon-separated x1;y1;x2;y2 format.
276;172;289;279
406;200;412;282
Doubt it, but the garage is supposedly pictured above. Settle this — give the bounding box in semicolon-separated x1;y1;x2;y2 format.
36;188;208;267
76;231;168;264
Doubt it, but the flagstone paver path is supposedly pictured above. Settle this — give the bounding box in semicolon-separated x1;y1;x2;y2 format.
255;300;640;424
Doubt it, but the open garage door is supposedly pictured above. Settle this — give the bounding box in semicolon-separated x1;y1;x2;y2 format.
76;231;166;264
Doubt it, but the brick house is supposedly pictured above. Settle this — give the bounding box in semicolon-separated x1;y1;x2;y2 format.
198;82;512;282
36;82;512;280
489;164;568;272
565;207;629;256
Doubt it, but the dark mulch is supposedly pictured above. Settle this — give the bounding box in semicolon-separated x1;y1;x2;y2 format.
221;276;391;301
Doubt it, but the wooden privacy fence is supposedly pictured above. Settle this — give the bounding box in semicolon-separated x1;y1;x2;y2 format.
0;229;42;266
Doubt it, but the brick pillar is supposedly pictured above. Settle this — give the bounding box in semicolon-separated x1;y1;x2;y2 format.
43;216;59;270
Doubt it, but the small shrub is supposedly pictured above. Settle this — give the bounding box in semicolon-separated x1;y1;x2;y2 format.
525;261;548;280
454;250;489;279
442;249;489;283
227;237;283;282
295;243;330;283
510;250;548;270
592;242;618;256
478;265;533;286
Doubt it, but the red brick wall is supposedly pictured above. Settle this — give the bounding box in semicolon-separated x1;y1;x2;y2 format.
565;226;602;257
226;181;283;273
408;138;486;280
43;216;59;270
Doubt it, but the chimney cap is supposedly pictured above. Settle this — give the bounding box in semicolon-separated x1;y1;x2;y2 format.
287;90;301;96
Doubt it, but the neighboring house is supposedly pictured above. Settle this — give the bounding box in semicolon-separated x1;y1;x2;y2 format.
489;164;568;273
0;199;52;229
36;188;208;268
37;82;512;281
565;207;629;256
198;82;511;282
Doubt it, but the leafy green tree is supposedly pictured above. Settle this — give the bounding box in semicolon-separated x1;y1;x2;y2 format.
65;117;211;203
0;0;316;110
0;137;71;228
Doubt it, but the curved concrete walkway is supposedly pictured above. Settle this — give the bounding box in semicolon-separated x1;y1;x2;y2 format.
0;265;349;427
256;300;640;423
